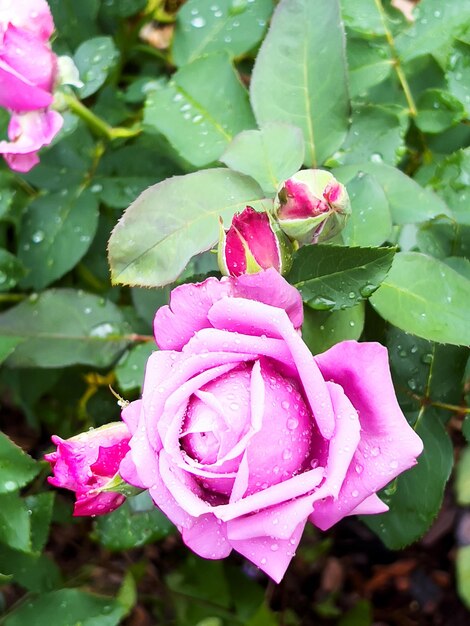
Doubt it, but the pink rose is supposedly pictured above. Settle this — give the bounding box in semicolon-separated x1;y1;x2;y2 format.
0;0;62;172
121;269;423;582
45;422;131;516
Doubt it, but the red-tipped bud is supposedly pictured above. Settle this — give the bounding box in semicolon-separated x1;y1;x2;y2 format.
273;169;351;245
218;207;294;277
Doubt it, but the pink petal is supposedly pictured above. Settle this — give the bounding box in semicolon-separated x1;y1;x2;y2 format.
310;341;423;530
229;519;306;583
1;24;56;91
121;399;142;435
207;297;335;438
182;514;232;559
0;58;53;111
347;493;389;516
0;0;55;41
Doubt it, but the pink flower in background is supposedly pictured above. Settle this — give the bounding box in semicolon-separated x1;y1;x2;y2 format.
0;0;62;172
120;269;423;582
45;423;131;516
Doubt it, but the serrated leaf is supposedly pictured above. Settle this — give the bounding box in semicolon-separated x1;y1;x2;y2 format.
0;432;39;493
446;41;470;114
221;123;305;194
346;37;393;98
417;221;470;259
0;290;131;368
342;174;392;247
286;245;395;311
250;0;349;167
429;148;470;224
416;88;466;133
364;407;453;549
18;188;99;290
3;589;126;626
172;0;273;66
74;36;120;98
94;492;174;551
0;546;61;592
144;54;255;167
302;303;365;355
370;252;470;345
340;0;385;36
0;492;31;552
25;493;55;553
108;169;269;287
333;162;450;224
396;0;470;66
333;104;406;166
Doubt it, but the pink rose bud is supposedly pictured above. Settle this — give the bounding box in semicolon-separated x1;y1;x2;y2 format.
45;422;131;516
273;169;351;245
218;206;294;277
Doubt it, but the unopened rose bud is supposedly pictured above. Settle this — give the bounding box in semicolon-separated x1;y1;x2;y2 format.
273;169;351;245
218;206;294;277
45;422;131;516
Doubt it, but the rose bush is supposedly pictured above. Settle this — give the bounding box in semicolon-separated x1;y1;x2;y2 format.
0;0;62;171
45;422;132;516
120;269;423;582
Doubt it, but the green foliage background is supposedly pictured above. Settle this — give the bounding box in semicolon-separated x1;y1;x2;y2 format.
0;0;469;623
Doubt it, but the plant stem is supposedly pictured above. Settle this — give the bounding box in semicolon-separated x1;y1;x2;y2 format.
0;293;27;303
62;92;141;141
373;0;417;117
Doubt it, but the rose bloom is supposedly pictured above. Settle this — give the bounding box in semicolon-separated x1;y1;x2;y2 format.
45;423;131;516
121;269;423;582
0;0;62;172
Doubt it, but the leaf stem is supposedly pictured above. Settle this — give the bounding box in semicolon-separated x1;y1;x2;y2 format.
430;400;470;414
373;0;417;117
62;93;141;141
0;293;27;303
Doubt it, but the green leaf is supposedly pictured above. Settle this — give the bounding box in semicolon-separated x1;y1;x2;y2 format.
346;38;393;98
96;176;157;209
0;290;131;368
172;0;273;66
74;36;120;98
108;168;268;287
429;148;470;224
49;0;99;50
342;174;392;247
396;0;470;66
456;546;470;610
250;0;350;167
417;221;470;259
364;407;453;549
0;492;31;552
333;104;406;166
302;303;365;354
100;0;146;17
455;446;470;506
25;493;55;553
3;589;126;626
286;245;395;311
115;342;155;393
220;123;305;194
370;252;470;345
340;0;385;36
333;162;450;224
18;188;99;290
416;88;466;133
338;600;372;626
144;54;255;167
0;249;26;292
94;492;174;551
245;602;279;626
0;337;24;364
0;546;61;592
0;432;39;494
446;41;470;114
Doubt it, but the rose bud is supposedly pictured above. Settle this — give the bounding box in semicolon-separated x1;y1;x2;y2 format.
273;169;351;245
218;206;294;277
45;422;131;516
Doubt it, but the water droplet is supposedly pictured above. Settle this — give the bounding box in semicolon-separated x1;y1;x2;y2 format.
348;291;355;299
389;459;398;469
89;322;120;338
360;283;377;297
309;295;336;311
370;152;383;163
4;480;17;491
408;378;417;390
191;16;206;28
31;230;45;243
281;400;290;410
310;458;319;469
91;183;102;193
270;543;279;551
287;417;299;430
355;463;363;474
370;446;380;457
282;449;292;461
351;489;359;498
230;402;239;411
